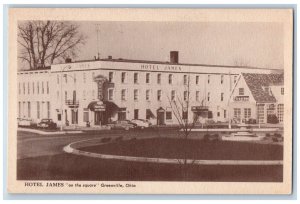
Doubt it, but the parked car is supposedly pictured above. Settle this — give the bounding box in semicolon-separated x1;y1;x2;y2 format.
17;118;33;127
37;119;57;129
131;119;151;129
107;120;137;130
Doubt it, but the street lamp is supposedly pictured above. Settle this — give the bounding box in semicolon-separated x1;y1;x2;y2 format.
60;65;71;131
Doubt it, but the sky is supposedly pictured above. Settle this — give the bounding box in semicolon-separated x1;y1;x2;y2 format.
19;21;284;69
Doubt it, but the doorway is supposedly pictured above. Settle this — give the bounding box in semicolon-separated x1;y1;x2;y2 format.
157;108;165;125
94;111;105;125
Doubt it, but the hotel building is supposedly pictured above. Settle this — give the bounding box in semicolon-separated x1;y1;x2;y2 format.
17;51;283;127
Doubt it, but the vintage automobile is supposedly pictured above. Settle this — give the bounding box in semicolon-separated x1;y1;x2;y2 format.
131;119;151;129
107;120;137;130
37;119;57;129
17;118;33;127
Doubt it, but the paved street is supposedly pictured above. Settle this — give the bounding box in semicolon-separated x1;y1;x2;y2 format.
16;129;283;181
17;130;120;159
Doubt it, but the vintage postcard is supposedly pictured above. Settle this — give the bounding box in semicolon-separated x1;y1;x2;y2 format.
7;8;293;194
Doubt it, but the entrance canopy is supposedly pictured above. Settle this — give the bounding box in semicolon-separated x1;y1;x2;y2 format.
87;101;119;116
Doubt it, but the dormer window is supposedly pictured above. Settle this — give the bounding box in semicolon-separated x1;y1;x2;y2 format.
264;87;269;93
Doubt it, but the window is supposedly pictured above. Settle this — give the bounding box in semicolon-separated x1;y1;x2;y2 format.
121;72;126;83
234;108;241;122
46;81;49;94
217;112;220;117
184;91;188;101
37;101;40;119
169;74;173;84
207;92;210;101
224;110;227;118
83;108;89;122
134;89;138;101
28;102;31;118
196;91;200;101
92;72;95;80
258;104;265;123
244;108;251;119
157;90;162;101
221;75;224;84
18;83;21;94
47;102;50;118
27;82;30;94
146;109;152;120
196;76;199;85
23;83;25;94
157;74;161;84
57;91;59;100
208;75;210;84
121;89;126;100
182;110;188;120
65;75;68;83
277;104;284;122
83;73;86;83
134;73;138;84
281;88;284;95
234;76;237;84
134;109;139;119
264;87;269;93
221;93;224;101
37;82;39;94
32;82;35;94
239;88;244;95
57;74;60;84
42;82;44;94
108;89;114;100
146;90;150;101
109;72;113;82
65;91;67;102
183;75;188;85
166;111;172;120
171;90;176;101
146;73;150;83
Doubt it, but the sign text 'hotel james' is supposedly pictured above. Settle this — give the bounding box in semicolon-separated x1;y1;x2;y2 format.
140;64;182;71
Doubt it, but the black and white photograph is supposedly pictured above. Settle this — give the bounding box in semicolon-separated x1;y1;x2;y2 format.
8;8;293;194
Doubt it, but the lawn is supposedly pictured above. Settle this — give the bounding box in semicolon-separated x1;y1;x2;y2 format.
79;137;283;161
17;153;282;182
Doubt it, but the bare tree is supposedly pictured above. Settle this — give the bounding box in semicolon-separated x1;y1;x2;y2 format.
18;21;86;69
166;74;199;180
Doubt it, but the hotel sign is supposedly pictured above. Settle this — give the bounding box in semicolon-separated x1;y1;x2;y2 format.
140;64;182;72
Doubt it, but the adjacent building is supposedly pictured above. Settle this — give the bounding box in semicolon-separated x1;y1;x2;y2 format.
17;51;284;127
229;73;284;124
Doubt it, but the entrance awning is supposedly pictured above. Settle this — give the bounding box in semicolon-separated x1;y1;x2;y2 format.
87;101;119;115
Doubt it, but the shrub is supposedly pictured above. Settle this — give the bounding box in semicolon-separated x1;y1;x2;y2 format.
115;136;123;142
267;114;279;124
101;137;111;143
203;134;210;141
274;133;282;138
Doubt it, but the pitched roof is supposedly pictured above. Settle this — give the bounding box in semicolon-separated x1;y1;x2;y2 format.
242;73;284;103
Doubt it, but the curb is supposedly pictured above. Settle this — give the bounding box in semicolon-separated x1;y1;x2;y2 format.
63;138;283;166
18;127;83;135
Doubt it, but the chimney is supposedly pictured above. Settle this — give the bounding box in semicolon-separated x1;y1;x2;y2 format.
65;58;72;63
170;51;179;64
108;56;112;60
